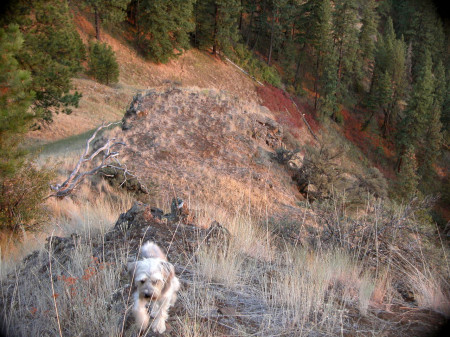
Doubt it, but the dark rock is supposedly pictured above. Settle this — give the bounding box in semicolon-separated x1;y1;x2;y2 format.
98;166;148;195
218;306;237;317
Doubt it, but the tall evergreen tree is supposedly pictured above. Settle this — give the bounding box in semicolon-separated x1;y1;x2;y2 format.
195;0;240;55
332;0;360;104
418;60;444;187
0;25;34;175
406;2;445;80
88;41;120;85
396;50;434;173
265;0;289;66
395;145;419;199
359;0;378;63
136;0;195;63
306;0;337;118
365;18;407;137
3;0;85;122
83;0;131;41
380;36;407;138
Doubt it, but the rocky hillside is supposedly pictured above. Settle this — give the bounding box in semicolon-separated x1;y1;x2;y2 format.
1;199;447;337
110;86;308;218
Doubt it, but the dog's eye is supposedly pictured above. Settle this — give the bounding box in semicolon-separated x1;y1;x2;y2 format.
151;280;158;285
140;280;145;284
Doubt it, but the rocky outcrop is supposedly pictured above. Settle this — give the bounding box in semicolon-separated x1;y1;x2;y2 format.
109;87;299;213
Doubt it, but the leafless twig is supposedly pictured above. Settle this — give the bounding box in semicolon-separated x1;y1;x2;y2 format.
48;122;126;198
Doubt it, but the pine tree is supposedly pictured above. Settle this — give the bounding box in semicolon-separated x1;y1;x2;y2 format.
381;36;407;138
395;145;419;200
136;0;195;63
83;0;131;41
365;18;407;137
88;41;120;85
195;0;240;55
396;50;434;173
0;25;34;175
359;0;378;63
5;0;86;122
306;0;337;118
0;25;54;230
406;2;445;81
332;0;359;104
417;60;444;187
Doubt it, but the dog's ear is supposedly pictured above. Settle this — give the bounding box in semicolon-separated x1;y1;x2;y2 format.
141;241;167;261
127;261;137;280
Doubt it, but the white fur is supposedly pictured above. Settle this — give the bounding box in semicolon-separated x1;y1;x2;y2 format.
128;241;180;334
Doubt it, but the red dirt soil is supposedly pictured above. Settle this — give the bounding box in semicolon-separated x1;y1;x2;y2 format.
341;108;397;179
256;84;320;139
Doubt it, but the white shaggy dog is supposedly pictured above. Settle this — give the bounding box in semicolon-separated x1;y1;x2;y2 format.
128;241;180;334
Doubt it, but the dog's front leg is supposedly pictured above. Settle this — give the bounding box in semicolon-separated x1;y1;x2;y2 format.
133;297;150;332
150;301;160;318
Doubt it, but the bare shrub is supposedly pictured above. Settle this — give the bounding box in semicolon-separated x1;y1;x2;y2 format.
292;143;345;200
1;236;128;337
0;160;54;232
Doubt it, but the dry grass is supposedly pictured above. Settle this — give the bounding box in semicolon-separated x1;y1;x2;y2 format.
1;235;128;336
2;186;450;336
175;200;378;336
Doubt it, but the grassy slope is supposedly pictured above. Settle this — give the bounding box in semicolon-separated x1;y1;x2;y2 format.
25;12;259;146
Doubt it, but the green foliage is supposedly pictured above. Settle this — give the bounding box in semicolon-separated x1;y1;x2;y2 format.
394;145;419;200
136;0;195;63
195;0;240;55
230;43;281;87
417;60;444;188
406;2;445;80
397;51;434;150
83;0;131;39
5;0;86;122
0;25;34;175
0;161;54;231
368;18;407;138
0;25;53;231
359;0;379;63
314;0;338;119
88;41;120;85
332;0;360;104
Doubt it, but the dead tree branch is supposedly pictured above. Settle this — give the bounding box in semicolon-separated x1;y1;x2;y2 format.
48;122;128;198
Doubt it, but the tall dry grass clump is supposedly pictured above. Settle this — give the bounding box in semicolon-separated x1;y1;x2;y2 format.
1;237;129;336
180;201;378;336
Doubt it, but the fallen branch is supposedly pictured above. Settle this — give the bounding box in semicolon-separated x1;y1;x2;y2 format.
286;100;319;142
48;122;128;198
223;56;264;86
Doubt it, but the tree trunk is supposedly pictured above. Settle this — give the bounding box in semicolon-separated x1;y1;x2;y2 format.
314;53;320;112
337;41;343;84
95;8;101;41
246;10;254;46
212;4;219;55
136;0;141;47
362;109;375;130
294;45;305;88
268;15;275;65
396;148;404;173
239;0;243;30
294;54;302;87
381;109;390;138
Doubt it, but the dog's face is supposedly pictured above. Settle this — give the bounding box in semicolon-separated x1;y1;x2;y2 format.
128;258;174;301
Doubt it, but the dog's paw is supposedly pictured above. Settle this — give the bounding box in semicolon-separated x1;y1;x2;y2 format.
151;319;166;334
